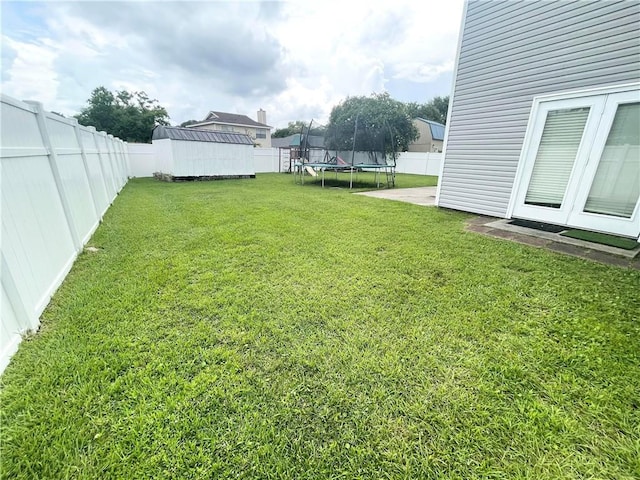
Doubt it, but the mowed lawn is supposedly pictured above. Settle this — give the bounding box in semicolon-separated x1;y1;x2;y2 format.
1;174;638;479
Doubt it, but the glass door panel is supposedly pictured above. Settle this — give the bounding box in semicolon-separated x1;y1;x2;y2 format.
511;95;603;226
524;107;590;208
512;88;640;238
568;91;640;238
583;102;640;218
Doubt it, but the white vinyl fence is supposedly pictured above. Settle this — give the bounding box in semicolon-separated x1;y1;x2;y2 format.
128;142;156;177
1;94;129;372
254;148;281;173
395;152;442;176
125;146;441;178
127;146;290;177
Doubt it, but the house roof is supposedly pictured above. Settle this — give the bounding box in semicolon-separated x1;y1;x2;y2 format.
271;133;325;148
189;111;272;129
271;135;294;148
416;118;445;141
152;125;254;144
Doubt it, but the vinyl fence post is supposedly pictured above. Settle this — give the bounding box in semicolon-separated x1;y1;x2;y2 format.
25;101;82;252
71;118;101;221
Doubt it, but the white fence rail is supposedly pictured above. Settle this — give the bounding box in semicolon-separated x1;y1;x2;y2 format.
1;94;129;372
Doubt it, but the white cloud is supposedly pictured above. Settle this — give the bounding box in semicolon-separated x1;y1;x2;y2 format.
0;0;464;128
393;60;456;83
1;36;59;106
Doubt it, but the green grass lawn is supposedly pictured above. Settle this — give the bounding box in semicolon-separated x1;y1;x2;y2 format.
1;173;638;479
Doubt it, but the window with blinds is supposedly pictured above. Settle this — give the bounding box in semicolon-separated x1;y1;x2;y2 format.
584;102;640;218
524;107;590;208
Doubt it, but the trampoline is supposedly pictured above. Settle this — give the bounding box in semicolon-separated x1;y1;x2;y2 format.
293;116;398;189
294;161;395;189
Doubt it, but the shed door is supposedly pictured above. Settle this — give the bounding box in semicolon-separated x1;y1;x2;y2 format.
511;88;640;239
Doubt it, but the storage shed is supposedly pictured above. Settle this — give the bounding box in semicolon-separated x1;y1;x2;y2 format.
152;125;255;180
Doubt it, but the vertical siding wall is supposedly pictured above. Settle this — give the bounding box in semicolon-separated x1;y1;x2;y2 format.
161;141;255;177
439;0;640;217
1;94;129;372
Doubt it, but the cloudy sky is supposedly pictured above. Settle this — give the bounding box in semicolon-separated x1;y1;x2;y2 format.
1;0;464;128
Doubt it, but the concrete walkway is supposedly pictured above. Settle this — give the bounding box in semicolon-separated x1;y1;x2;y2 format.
355;186;437;206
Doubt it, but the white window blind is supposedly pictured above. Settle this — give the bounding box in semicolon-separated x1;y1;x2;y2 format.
584;102;640;218
525;107;590;208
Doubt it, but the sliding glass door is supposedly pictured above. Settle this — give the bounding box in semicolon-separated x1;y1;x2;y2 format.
512;87;640;238
568;93;639;236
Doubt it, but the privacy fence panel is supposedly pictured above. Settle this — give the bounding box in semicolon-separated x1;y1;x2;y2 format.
395;152;442;176
254;148;280;173
80;127;111;216
44;111;99;244
96;133;117;199
128;143;156;177
0;94;130;373
124;147;442;177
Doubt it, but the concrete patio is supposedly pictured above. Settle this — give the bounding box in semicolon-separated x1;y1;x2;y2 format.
355;186;437;206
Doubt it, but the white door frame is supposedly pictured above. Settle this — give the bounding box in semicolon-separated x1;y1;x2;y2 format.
510;96;605;225
567;90;640;237
507;83;640;239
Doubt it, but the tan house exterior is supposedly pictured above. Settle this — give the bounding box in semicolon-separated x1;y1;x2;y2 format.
188;109;272;147
407;118;445;153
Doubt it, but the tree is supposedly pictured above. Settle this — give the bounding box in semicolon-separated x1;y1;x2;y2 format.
430;96;449;124
180;119;200;127
273;120;326;138
75;86;170;143
325;92;418;158
406;96;449;125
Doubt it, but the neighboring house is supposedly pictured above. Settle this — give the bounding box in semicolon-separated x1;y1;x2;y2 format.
152;125;255;179
188;109;272;147
271;134;300;149
272;133;325;158
408;118;445;153
437;0;640;239
271;133;325;148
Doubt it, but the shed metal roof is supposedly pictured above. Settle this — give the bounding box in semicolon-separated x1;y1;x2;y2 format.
416;118;446;141
152;125;253;144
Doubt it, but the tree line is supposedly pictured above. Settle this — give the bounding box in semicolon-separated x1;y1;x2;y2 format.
74;86;448;152
279;94;448;157
74;86;169;143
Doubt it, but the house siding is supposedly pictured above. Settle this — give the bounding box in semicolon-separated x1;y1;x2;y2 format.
438;0;640;217
408;120;443;153
408;120;434;152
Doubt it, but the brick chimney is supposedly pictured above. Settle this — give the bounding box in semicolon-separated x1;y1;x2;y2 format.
257;109;266;125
